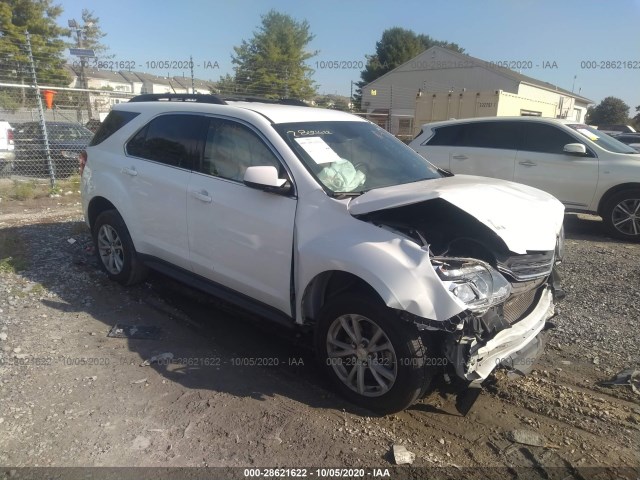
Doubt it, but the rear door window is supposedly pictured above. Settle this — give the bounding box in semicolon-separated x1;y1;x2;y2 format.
90;110;140;146
126;114;207;169
458;122;520;149
425;125;464;146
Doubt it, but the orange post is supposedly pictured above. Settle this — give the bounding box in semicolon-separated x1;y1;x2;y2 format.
42;89;57;109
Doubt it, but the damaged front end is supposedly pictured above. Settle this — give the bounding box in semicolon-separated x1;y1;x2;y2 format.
358;198;565;386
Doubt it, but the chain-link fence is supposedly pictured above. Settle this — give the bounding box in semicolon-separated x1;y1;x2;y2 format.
0;83;134;183
0;31;128;184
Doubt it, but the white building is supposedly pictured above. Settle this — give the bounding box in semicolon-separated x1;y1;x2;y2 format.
361;46;593;137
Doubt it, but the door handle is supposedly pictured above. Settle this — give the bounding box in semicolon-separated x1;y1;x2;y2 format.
192;190;212;203
121;166;138;176
518;160;537;167
452;154;468;160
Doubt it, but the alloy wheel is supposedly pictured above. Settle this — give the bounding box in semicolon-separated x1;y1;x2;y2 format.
612;198;640;236
326;314;398;397
97;224;125;274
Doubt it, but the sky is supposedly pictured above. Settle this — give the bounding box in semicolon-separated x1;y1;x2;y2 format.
53;0;639;111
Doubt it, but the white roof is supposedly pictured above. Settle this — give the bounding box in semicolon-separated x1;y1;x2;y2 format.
115;99;364;125
228;101;363;124
421;116;586;129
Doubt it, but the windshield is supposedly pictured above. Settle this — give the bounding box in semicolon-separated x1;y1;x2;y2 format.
566;124;638;154
274;121;441;194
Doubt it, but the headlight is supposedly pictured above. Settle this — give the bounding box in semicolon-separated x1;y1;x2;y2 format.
432;257;511;312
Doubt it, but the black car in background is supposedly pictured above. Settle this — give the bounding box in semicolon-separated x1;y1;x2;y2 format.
13;121;93;177
612;133;640;152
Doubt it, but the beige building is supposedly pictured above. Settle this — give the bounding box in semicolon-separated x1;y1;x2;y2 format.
361;46;593;137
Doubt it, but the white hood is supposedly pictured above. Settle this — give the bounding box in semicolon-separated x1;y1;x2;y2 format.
348;175;564;254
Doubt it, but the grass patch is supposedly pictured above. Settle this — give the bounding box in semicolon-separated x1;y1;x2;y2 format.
0;230;28;273
62;174;81;191
11;181;36;200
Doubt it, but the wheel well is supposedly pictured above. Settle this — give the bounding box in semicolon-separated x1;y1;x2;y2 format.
88;197;117;230
597;183;640;216
301;271;382;326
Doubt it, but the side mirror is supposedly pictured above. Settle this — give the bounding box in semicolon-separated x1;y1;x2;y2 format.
563;143;587;155
243;166;292;195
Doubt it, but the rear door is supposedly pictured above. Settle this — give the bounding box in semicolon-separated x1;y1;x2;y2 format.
125;113;207;269
187;118;297;314
514;122;598;209
446;121;519;180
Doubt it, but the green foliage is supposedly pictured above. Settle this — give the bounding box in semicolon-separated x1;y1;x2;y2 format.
213;73;240;95
10;180;36;200
585;97;630;125
77;9;110;57
0;230;28;273
0;89;21;111
314;94;350;111
633;105;640;129
353;27;464;110
0;0;71;87
229;10;317;99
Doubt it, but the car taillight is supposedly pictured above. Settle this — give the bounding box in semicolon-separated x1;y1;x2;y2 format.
7;129;13;145
79;150;87;175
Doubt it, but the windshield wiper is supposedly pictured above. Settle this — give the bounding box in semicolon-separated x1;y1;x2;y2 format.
331;190;366;199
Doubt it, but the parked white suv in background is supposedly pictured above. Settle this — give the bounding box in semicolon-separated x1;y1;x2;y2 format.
0;120;15;174
410;117;640;240
81;94;565;413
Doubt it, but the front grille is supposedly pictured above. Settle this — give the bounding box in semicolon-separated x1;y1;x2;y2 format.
502;287;540;324
497;251;555;281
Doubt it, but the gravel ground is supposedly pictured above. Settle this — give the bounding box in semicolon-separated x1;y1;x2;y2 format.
0;196;638;479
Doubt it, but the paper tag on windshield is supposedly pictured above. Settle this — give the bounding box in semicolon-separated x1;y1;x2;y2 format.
294;137;342;164
577;128;599;141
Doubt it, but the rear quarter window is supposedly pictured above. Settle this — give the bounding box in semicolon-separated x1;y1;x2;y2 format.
89;110;140;146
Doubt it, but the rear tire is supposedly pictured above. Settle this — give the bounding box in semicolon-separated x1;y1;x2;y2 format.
92;209;147;285
315;294;433;414
602;190;640;241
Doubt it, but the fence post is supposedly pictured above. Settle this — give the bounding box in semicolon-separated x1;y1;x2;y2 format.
25;30;56;187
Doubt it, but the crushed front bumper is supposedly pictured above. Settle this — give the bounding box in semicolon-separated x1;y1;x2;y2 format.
465;287;554;384
438;286;555;386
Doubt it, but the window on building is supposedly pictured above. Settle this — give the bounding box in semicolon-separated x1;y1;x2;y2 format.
520;109;542;116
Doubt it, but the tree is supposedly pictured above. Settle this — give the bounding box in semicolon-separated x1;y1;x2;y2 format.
0;0;71;88
228;10;317;99
77;9;110;57
213;73;240;95
585;97;630;125
353;27;464;110
633;105;640;129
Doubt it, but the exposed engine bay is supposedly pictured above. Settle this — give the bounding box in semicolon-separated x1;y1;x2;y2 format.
356;198;564;385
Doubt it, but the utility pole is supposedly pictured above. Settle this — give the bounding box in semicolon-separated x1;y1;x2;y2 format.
190;55;195;94
69;19;94;121
26;31;55;186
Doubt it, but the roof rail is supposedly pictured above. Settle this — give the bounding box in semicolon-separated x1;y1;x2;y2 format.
128;94;227;104
221;96;307;107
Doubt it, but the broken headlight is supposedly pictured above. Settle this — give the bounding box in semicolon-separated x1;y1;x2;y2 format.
432;257;512;312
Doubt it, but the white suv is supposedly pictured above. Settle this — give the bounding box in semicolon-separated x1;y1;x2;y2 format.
409;117;640;240
0;120;14;174
81;94;565;413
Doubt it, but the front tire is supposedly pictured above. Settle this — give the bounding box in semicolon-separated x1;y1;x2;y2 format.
315;294;433;414
92;209;147;285
602;190;640;241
